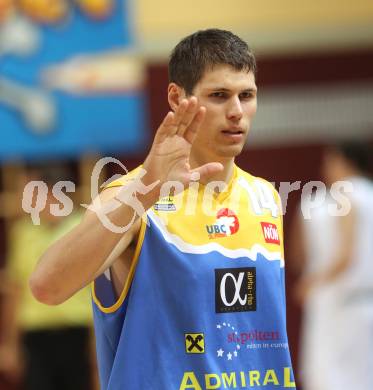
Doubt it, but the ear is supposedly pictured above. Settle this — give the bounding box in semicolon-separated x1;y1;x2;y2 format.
168;83;186;111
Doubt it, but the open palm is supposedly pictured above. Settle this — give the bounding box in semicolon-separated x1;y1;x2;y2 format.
143;97;223;187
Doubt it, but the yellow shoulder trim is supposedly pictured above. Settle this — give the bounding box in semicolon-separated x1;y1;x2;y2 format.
104;165;143;190
91;215;147;313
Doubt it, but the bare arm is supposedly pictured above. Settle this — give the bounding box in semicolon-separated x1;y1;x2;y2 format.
30;97;223;305
29;185;156;305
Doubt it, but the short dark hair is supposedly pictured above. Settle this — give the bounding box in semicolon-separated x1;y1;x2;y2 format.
169;29;256;95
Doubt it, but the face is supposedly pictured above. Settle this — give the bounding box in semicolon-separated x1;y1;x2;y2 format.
188;64;257;164
321;149;348;185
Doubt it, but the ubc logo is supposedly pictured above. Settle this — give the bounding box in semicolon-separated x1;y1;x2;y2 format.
206;208;239;239
215;268;256;313
260;222;280;245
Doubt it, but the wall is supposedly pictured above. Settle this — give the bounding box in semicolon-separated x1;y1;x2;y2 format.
134;0;373;57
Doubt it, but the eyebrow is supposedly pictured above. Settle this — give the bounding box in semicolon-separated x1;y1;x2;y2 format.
206;87;257;93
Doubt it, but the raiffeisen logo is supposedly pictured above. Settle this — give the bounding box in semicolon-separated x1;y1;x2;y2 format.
206;208;239;239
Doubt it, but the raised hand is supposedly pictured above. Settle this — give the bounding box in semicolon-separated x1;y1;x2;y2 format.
143;97;223;189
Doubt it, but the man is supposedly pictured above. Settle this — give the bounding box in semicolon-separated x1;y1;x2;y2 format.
293;142;373;390
30;29;295;389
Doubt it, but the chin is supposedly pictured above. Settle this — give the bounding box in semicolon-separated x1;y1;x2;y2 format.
216;144;245;158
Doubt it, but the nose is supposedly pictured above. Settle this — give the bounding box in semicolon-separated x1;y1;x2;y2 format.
226;96;243;121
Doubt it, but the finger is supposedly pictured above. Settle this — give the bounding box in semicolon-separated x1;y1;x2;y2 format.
184;106;206;144
176;96;198;137
153;98;189;143
153;111;175;144
191;162;224;182
168;99;189;136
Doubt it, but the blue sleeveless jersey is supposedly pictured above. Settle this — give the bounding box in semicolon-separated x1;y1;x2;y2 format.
92;165;296;389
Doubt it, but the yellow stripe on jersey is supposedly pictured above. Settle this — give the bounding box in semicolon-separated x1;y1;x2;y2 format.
101;164;284;261
92;215;148;313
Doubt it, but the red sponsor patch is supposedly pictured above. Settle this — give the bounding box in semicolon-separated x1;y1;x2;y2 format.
260;222;280;245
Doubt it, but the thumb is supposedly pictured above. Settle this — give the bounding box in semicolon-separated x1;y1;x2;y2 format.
191;162;224;182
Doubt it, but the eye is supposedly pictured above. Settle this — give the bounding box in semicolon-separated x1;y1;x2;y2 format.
239;91;256;100
209;92;226;98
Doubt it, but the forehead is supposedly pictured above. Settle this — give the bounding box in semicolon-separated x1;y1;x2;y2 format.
194;64;256;91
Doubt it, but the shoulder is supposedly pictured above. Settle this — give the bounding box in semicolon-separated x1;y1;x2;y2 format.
235;166;280;199
235;166;283;219
104;165;144;190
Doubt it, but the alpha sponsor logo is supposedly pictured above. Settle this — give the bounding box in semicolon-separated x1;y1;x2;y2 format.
154;196;176;211
215;268;256;313
179;367;296;389
185;333;205;354
206;208;239;239
260;222;280;245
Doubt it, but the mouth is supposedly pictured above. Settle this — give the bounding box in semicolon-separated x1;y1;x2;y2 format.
220;128;245;143
221;130;244;135
221;126;245;135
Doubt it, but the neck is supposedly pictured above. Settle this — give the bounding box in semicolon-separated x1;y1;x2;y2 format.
189;154;235;184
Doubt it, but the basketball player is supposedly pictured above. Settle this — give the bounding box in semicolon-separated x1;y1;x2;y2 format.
30;29;295;389
294;142;373;390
